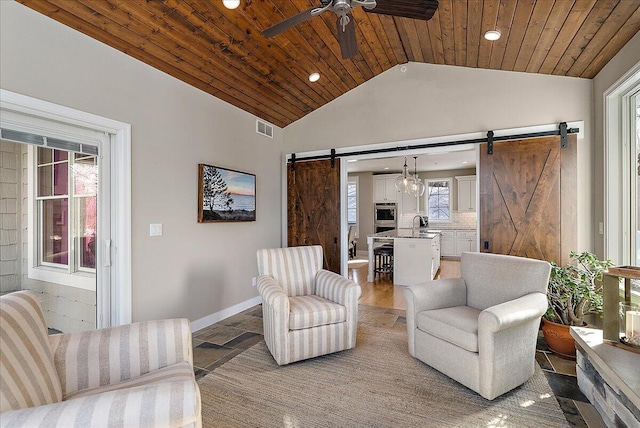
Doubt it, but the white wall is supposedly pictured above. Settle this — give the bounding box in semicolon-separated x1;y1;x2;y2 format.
0;2;282;323
285;62;594;251
593;31;640;259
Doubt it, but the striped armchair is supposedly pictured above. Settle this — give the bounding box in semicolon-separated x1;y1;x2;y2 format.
0;291;201;428
257;245;362;365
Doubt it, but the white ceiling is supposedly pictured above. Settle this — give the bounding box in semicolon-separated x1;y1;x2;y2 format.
346;149;476;174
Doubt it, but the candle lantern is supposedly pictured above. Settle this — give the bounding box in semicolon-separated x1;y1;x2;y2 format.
603;266;640;353
619;303;640;348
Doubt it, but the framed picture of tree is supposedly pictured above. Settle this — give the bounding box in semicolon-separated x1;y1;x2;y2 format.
198;164;256;222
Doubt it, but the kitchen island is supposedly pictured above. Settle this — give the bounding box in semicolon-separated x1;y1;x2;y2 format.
367;229;441;285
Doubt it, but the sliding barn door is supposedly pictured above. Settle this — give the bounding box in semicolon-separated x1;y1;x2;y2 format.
287;159;341;273
479;135;577;266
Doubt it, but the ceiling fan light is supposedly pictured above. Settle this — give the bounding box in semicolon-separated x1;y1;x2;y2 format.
222;0;240;9
309;72;320;82
484;30;501;41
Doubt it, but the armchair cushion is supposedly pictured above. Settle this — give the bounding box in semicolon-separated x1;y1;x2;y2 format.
289;295;346;330
417;306;481;352
64;360;194;401
0;378;201;428
0;291;62;411
257;246;323;296
48;318;193;397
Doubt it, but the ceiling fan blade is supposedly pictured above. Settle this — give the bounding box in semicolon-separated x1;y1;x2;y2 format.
261;7;316;38
337;14;358;60
365;0;439;21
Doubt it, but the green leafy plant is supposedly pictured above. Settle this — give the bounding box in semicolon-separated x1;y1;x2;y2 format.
545;251;613;326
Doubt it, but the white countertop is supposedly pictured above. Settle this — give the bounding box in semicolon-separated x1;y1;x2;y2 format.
368;228;440;239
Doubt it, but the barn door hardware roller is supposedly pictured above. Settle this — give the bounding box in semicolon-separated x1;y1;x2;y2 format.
560;122;568;148
290;153;296;171
487;131;494;155
331;149;336;168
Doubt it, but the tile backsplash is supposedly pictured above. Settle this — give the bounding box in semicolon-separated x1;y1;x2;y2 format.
398;211;477;229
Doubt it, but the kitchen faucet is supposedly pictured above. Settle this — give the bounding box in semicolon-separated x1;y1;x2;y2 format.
412;215;428;233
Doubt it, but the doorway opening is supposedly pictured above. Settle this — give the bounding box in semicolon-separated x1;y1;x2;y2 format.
0;89;131;329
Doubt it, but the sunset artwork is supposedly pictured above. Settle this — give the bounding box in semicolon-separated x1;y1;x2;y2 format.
198;164;256;222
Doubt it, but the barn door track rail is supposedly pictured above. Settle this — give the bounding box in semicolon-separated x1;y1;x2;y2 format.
287;122;579;169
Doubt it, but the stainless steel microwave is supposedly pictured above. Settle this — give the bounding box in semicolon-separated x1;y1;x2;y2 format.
374;203;397;223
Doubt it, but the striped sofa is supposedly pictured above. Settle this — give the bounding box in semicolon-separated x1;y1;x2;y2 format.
257;245;362;365
0;291;202;427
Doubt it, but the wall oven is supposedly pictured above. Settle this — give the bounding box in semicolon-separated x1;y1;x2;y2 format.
374;203;397;224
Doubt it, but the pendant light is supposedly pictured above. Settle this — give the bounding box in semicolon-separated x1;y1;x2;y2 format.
407;156;425;197
395;157;416;194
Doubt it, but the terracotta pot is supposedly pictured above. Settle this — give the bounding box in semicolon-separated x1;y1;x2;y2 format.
541;318;576;359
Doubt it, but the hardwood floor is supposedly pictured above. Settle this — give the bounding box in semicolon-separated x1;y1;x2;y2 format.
349;258;461;310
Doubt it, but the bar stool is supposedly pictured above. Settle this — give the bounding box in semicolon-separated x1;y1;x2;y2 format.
374;245;394;279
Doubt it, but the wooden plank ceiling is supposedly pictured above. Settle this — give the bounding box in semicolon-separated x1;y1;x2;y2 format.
18;0;640;128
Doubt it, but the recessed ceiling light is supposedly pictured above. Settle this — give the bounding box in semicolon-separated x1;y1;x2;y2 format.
462;161;468;164
309;72;320;82
222;0;240;9
384;167;390;170
484;30;501;41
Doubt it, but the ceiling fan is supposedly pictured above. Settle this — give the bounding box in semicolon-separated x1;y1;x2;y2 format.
261;0;439;60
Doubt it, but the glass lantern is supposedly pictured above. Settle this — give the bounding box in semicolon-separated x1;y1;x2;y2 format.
619;303;640;348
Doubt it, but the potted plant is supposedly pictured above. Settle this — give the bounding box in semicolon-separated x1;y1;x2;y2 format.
541;251;613;358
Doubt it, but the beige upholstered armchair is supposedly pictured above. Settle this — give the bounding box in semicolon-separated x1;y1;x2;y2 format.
403;252;551;400
0;291;201;427
257;245;361;365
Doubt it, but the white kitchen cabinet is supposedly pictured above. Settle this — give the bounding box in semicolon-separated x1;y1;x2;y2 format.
394;237;438;285
455;230;477;256
373;175;399;202
439;230;456;257
456;175;476;212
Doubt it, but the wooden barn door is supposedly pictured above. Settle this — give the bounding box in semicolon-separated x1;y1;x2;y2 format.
479;134;577;266
287;159;341;273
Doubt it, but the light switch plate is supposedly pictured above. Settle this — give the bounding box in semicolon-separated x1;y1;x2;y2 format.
150;223;163;236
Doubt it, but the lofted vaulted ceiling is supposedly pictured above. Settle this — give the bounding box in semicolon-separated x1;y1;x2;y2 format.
18;0;640;128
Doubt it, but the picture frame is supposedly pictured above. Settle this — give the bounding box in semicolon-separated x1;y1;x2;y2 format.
198;163;256;222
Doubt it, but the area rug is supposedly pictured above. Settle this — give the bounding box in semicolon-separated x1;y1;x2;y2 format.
198;325;568;427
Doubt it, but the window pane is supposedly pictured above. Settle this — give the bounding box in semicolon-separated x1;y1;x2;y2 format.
348;209;356;223
54;150;68;162
428;181;450;220
347;196;356;209
37;147;52;165
347;184;356;197
74;158;98;195
42;199;68;265
38;165;52;197
53;162;68;196
75;196;97;270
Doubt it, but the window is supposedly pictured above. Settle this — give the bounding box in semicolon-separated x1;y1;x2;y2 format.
426;179;451;221
34;147;97;276
347;179;358;229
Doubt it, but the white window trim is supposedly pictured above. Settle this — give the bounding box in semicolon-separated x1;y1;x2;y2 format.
1;89;132;327
425;177;453;223
604;61;640;265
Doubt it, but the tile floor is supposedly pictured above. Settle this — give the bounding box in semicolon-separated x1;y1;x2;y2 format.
192;303;605;427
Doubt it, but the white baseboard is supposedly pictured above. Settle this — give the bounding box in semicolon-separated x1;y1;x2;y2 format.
190;295;262;333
